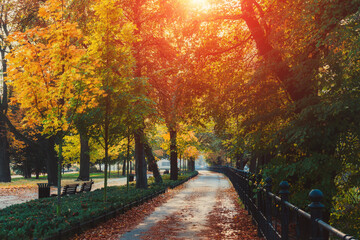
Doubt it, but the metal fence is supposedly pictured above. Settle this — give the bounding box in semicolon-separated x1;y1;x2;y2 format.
210;166;357;240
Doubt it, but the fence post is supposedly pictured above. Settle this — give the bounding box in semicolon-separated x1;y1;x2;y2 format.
257;174;263;212
246;172;251;214
243;172;248;211
257;174;263;237
265;177;273;239
308;189;324;240
279;181;290;240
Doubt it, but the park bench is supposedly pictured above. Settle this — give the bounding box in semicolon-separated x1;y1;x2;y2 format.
51;183;79;197
77;180;94;193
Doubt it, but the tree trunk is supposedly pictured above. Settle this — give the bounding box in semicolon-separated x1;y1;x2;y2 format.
134;128;148;189
241;1;312;103
144;141;162;184
43;136;58;186
0;56;10;183
189;157;195;171
169;127;178;180
122;158;126;176
0;120;10;182
56;134;63;215
108;164;111;179
126;134;130;192
24;159;31;178
78;131;90;181
249;157;257;173
0;109;59;184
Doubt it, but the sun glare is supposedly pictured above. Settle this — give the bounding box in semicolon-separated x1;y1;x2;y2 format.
190;0;210;10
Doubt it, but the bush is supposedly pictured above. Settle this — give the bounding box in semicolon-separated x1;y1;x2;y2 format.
0;171;198;240
330;187;360;238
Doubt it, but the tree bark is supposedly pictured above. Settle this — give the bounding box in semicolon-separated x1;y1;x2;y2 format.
0;120;10;182
169;127;178;180
189;157;195;171
134;128;148;188
0;55;10;182
249;157;257;173
144;141;162;184
78;131;90;181
42;136;58;186
122;157;126;176
0;111;58;185
241;1;312;103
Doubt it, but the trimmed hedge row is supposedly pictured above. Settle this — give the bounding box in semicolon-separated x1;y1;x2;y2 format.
0;171;198;240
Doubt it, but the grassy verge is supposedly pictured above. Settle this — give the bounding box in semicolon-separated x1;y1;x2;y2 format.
0;171;198;240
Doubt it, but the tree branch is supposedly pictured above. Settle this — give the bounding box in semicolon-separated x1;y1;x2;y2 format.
0;111;39;150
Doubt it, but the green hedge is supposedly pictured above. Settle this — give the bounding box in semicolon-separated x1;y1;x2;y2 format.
0;171;198;240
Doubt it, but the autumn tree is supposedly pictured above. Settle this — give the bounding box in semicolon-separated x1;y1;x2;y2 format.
0;0;46;182
7;0;96;214
117;0;186;187
84;0;136;201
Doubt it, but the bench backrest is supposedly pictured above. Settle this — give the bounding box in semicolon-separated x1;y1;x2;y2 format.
62;184;78;195
84;181;94;192
79;181;94;193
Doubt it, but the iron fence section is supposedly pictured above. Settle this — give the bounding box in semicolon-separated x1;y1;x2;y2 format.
210;166;357;240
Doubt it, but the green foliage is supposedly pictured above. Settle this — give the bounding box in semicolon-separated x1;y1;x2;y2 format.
0;171;198;239
331;187;360;238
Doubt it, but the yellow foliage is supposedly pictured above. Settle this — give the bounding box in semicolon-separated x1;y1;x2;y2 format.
6;0;99;136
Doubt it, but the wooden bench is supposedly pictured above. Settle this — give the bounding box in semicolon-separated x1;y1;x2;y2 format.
51;183;79;197
77;180;94;193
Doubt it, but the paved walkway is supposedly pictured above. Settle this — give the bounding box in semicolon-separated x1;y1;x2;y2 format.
118;170;260;240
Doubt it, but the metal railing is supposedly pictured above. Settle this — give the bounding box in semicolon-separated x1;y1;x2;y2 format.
210;166;357;240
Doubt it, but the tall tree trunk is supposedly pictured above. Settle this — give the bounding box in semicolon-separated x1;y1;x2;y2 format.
0;56;10;182
134;128;147;189
43;136;58;186
122;158;126;176
0;110;58;185
56;134;63;215
103;93;110;202
126;134;130;192
144;141;162;184
189;157;195;171
249;157;257;173
24;159;31;178
241;1;312;103
78;131;90;181
169;127;178;180
108;164;111;179
0;120;10;182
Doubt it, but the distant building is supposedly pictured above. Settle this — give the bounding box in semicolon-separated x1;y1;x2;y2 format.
157;159;171;170
157;156;209;170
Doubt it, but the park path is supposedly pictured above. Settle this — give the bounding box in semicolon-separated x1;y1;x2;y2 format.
118;170;261;240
